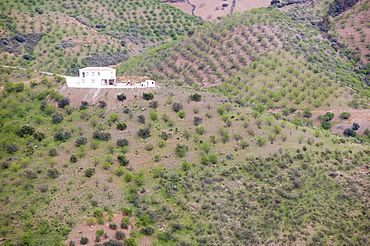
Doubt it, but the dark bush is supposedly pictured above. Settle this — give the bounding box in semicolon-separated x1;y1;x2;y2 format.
352;122;360;130
33;131;45;141
137;115;145;124
193;117;203;126
24;169;38;179
35;7;44;14
103;240;123;246
93;131;111;141
117;155;129;166
117;122;127;130
85;168;95;178
16;125;35;137
140;226;154;235
117;94;127;101
6;143;19;154
189;93;202;102
80;237;89;245
99;101;107;108
76;137;87;147
51;112;64;124
117;139;129;147
143;92;154;100
49;148;58;157
54;131;71;142
149;101;158;109
47;168;60;179
172;102;183;112
70;155;78;163
109;223;117;230
344;128;356;137
115;231;125;240
80;101;89;110
137;127;151;139
123;108;131;114
58;97;70;108
160;131;171;141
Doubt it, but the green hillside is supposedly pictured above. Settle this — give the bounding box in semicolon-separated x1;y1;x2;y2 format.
0;66;369;245
0;0;203;75
117;7;370;106
1;1;370;246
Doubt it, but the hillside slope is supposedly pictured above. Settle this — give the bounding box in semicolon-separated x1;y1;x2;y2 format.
0;0;203;75
0;68;370;245
117;7;370;108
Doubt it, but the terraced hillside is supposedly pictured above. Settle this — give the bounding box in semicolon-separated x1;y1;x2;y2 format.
118;7;370;106
331;0;370;64
0;0;203;75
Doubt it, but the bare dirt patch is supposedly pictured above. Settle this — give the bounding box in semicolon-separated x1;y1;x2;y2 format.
311;109;370;135
65;213;134;246
234;0;271;12
333;0;370;64
172;0;271;20
169;2;194;15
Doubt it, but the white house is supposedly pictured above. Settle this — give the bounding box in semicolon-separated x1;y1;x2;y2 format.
66;67;156;88
80;67;116;86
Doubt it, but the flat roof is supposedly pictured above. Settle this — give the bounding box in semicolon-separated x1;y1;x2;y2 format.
79;67;115;71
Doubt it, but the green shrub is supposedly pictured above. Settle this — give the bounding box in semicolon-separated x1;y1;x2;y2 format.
178;110;185;118
137;126;151;139
117;155;129;166
117;139;129;147
321;122;331;130
115;231;125;240
96;229;104;237
121;217;130;229
340;112;351;119
51;112;64;124
175;144;188;157
94;209;103;218
122;208;132;216
109;223;117;230
140;226;154;235
189;93;202;102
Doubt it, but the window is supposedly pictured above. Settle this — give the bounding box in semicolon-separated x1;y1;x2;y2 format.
82;72;85;78
92;72;95;76
82;79;85;83
86;72;89;76
91;79;95;83
98;72;100;76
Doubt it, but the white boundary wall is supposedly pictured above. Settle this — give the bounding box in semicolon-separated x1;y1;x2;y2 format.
66;77;156;88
